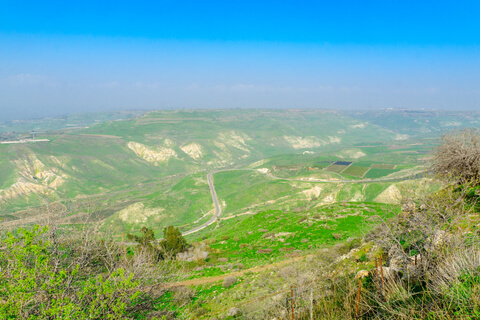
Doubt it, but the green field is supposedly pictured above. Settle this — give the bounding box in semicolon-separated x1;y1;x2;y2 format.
371;163;396;169
364;168;398;179
189;202;399;270
341;165;370;177
326;164;349;173
352;161;376;167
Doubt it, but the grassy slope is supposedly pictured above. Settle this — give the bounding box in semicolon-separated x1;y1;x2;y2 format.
0;110;398;215
0;109;445;237
205;202;398;267
0;110;143;134
347;109;480;137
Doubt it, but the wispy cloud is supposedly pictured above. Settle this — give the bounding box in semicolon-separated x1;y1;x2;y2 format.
98;81;120;88
187;84;340;94
8;73;58;87
134;81;165;90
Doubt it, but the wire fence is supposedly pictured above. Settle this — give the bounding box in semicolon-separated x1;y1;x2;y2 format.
193;275;335;320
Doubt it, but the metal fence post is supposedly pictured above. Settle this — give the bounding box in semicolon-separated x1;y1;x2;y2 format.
291;286;295;320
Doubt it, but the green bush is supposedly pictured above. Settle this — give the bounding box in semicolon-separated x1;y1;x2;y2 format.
0;226;141;319
160;225;188;257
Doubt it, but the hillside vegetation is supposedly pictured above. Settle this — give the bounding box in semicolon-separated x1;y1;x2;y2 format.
1;128;479;319
0;109;432;235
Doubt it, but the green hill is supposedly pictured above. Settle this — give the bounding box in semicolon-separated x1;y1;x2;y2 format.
0;109;433;235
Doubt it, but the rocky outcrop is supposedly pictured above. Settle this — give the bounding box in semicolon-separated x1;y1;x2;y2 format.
176;244;209;262
180;143;204;160
127;141;177;165
284;136;324;149
0;153;67;201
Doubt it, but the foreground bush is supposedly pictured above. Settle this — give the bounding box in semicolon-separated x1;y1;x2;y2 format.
0;225;169;319
0;226;140;319
432;128;480;186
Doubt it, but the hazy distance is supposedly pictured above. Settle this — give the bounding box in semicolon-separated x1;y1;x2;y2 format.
1;1;479;121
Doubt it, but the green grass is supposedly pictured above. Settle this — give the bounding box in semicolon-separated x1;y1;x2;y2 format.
101;173;213;237
364;168;399;179
213;170;301;215
363;183;391;201
200;202;399;269
0;156;17;190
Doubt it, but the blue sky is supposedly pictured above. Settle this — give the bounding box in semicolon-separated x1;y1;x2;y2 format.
1;1;479;120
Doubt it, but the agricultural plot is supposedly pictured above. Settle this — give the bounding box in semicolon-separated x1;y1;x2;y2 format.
341;165;370;177
364;168;398;179
326;164;349;173
333;161;353;166
371;163;396;169
353;161;376;167
312;160;333;169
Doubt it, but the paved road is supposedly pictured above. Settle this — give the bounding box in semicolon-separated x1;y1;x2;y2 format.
121;171;223;242
180;168;426;236
182;171;222;236
263;170;427;184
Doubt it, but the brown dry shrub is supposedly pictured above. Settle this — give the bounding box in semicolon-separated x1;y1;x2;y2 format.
432;128;480;185
172;286;195;307
332;233;342;240
223;275;237;288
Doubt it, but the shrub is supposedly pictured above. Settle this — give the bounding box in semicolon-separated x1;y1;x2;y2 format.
297;217;308;223
432;128;480;186
193;307;208;317
0;226;142;319
332;233;342;240
172;286;195;307
223;275;237;288
159;225;188;258
127;226;162;260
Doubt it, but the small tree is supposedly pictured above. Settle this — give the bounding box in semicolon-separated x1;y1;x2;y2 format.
127;227;162;260
159;226;188;258
127;226;156;247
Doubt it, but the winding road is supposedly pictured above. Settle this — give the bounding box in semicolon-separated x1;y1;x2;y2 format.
180;168;426;236
182;171;222;236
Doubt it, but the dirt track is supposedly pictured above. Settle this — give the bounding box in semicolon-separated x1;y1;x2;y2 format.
164;254;309;288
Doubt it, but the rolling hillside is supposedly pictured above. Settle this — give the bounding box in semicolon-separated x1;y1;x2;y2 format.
0;109;437;235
